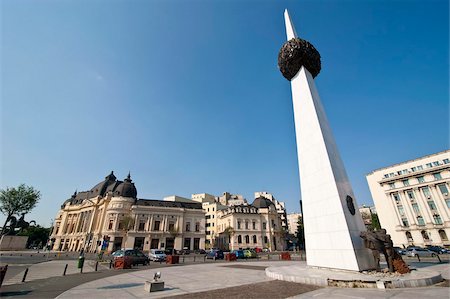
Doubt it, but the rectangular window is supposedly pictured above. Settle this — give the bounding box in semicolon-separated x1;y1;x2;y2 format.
108;220;114;230
168;221;175;231
138;221;145;231
185;222;191;231
407;190;415;200
446;199;450;208
389;183;395;189
411;167;417;172
153;220;160;231
118;221;124;230
412;203;420;213
401;218;409;227
393;193;401;204
417;216;425;226
422;187;432;198
401;169;408;175
438;184;449;195
398;206;405;216
184;238;191;249
245;222;249;229
433;214;443;225
262;222;267;230
428;201;437;210
443;158;450;164
402;179;410;186
237;221;241;229
434;173;442;180
426;163;433;168
384;174;389;178
433;161;440;166
417;165;423;170
417;176;425;183
195;222;200;232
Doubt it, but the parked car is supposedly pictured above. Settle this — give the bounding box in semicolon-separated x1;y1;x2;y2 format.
112;249;150;266
231;249;245;259
149;249;167;262
164;248;178;255
179;247;191;255
194;249;206;254
393;246;406;255
243;249;257;258
206;249;224;260
426;246;449;254
407;247;437;258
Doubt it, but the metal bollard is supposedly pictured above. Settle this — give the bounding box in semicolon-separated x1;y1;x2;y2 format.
63;264;68;276
109;260;112;269
95;261;99;271
194;256;196;262
182;256;185;263
22;268;29;283
204;255;206;262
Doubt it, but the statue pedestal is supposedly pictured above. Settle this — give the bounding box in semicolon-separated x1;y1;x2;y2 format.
144;280;164;292
0;235;28;250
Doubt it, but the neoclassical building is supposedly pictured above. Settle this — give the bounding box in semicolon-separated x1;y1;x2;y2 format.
50;172;205;253
215;196;285;251
367;150;450;248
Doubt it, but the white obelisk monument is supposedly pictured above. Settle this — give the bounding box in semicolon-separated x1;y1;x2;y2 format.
280;10;375;271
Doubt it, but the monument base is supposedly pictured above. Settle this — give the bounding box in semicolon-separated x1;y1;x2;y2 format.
0;235;28;250
144;280;165;292
265;264;442;288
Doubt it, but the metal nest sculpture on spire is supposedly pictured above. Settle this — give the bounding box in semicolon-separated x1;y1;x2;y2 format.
278;37;321;80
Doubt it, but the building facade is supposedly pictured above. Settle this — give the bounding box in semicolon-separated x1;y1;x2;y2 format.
287;213;301;235
215;196;285;251
50;172;205;253
366;150;450;248
255;192;288;232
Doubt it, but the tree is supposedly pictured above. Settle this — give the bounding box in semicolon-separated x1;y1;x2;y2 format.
0;184;40;235
17;225;51;249
370;213;381;231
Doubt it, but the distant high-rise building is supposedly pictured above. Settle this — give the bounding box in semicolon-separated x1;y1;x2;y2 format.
287;213;302;235
367;150;450;247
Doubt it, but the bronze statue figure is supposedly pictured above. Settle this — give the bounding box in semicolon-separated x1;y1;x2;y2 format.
360;229;410;274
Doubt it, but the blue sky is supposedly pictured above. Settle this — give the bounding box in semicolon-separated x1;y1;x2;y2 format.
1;0;448;227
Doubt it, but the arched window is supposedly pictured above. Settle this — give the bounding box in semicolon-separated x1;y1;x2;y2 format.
421;230;429;241
439;229;448;241
238;235;242;244
252;235;257;244
406;231;413;242
245;235;250;243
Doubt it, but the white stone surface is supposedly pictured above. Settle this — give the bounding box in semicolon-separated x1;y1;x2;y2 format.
284;10;375;271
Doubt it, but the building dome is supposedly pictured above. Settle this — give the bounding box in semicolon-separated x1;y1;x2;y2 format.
90;171;117;197
113;173;137;198
251;196;274;208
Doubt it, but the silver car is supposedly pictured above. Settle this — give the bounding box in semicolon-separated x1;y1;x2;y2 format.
407;247;437;257
149;249;166;262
